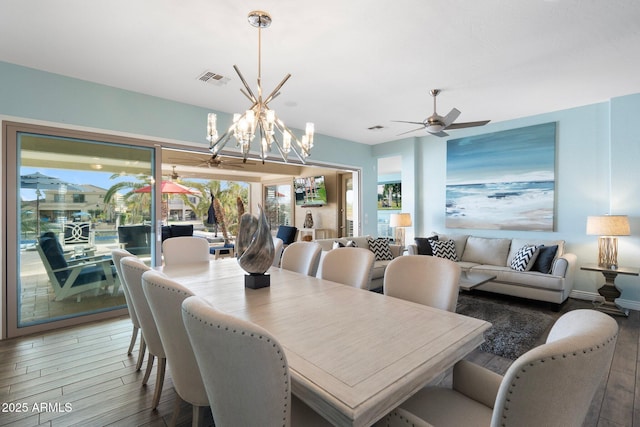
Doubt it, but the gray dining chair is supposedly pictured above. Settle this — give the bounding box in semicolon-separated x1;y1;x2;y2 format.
281;241;322;276
181;295;331;426
111;249;146;369
378;309;618;427
162;236;210;266
120;256;166;410
272;236;284;267
384;255;461;312
318;247;375;290
142;270;208;426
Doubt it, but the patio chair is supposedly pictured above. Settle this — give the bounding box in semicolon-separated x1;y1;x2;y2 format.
60;222;95;256
37;232;117;301
117;224;151;256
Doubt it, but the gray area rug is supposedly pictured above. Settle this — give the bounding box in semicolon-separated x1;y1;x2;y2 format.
457;294;555;360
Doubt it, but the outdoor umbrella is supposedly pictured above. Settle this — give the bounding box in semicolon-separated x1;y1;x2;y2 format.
133;180;196;194
20;172;83;236
134;180;195;222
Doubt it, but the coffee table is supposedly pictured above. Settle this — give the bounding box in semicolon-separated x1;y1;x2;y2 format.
459;270;497;291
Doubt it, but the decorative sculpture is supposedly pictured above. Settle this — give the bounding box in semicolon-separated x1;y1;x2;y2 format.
236;205;275;288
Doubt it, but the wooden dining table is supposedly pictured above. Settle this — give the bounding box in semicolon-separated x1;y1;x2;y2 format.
156;258;491;427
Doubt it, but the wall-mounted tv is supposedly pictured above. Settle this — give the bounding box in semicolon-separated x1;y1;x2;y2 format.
294;176;327;207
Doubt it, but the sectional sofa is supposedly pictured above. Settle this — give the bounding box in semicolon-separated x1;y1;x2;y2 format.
314;235;402;291
408;232;577;308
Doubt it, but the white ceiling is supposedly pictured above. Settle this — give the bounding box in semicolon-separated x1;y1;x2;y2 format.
1;0;640;146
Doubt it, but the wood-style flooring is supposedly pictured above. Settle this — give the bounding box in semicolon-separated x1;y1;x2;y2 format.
0;295;637;426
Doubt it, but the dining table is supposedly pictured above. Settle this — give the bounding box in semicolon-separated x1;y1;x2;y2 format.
156;258;491;427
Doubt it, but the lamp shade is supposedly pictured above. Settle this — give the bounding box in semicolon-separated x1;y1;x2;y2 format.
586;215;630;236
390;213;412;228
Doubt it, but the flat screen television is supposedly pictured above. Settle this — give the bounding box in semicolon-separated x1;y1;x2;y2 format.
294;175;327;207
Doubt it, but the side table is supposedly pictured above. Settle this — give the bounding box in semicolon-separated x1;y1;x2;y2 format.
580;264;639;316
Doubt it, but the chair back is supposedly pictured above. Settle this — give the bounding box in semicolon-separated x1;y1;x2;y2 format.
111;249;140;329
272;237;284;267
384;255;461;312
492;309;618;427
319;247;375;290
141;270;208;407
62;222;94;247
120;256;165;357
281;242;322;276
162;236;210;266
182;295;293;426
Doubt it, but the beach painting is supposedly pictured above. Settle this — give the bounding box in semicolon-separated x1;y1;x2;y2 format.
446;122;557;231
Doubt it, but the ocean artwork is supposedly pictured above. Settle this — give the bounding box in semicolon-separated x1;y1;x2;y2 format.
446;122;557;231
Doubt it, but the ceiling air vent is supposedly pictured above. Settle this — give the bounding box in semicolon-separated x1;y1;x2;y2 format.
197;71;230;86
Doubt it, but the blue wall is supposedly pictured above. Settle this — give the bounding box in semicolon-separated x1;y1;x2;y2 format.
374;93;640;308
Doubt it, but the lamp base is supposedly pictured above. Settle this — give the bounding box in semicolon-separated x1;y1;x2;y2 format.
598;236;619;269
245;273;270;289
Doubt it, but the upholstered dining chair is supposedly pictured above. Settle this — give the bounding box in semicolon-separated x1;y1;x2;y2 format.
162;236;210;266
377;309;618;427
181;295;332;427
111;249;146;369
319;247;375;290
272;236;284;267
141;270;208;427
384;255;461;312
280;241;322;276
119;256;166;410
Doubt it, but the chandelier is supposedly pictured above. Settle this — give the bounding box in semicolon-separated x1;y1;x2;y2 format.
207;10;315;164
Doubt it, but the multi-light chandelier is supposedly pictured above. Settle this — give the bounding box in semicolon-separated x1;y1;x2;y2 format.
207;10;315;164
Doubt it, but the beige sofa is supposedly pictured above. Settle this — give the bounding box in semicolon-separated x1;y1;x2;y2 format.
314;236;402;291
408;233;577;308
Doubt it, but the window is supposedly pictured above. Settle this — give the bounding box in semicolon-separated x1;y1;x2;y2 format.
264;183;292;230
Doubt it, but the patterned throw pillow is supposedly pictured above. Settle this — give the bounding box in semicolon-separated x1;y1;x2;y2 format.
510;245;540;272
429;239;458;261
332;240;357;249
368;237;393;261
415;236;438;255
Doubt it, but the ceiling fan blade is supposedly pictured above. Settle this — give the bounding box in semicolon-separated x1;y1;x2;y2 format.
431;130;450;137
442;108;461;127
446;120;491;130
392;120;426;126
396;126;427;136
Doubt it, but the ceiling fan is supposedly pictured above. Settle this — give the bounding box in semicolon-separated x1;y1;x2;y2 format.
197;155;254;169
394;89;490;137
170;165;180;180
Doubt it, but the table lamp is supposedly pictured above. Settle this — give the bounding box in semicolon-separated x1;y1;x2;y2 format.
390;213;412;248
586;215;630;268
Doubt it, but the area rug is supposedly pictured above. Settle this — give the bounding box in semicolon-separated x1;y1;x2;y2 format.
456;294;555;360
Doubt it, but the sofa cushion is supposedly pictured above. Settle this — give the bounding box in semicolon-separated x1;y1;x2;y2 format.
509;245;540;272
531;245;558;274
461;236;511;266
415;236;438;255
432;233;469;257
371;259;393;280
471;264;566;291
429;239;459;261
368;237;393;261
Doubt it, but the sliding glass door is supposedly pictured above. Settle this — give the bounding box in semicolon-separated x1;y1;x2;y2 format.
4;122;159;338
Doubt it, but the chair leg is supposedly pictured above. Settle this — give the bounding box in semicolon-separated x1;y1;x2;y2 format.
169;393;183;427
192;405;206;427
136;336;147;372
151;357;166;410
127;325;139;355
142;354;155;385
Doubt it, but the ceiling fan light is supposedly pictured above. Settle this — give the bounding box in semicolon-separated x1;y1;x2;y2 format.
427;124;444;133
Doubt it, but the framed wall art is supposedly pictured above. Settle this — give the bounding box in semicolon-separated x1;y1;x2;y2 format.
446;122;557;231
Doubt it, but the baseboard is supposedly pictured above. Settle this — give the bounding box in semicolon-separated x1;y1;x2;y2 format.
570;289;640;312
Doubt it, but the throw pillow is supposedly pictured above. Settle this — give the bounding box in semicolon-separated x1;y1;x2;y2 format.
368;237;393;261
429;239;458;261
332;240;357;249
415;236;438;255
509;245;540;272
531;245;558;274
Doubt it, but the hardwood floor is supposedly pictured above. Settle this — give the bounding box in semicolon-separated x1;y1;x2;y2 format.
0;296;637;426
